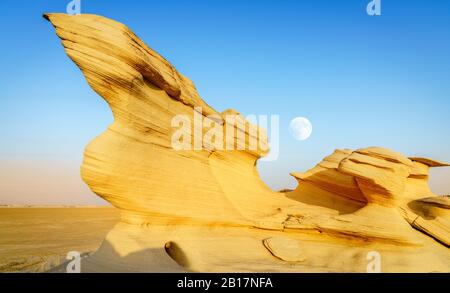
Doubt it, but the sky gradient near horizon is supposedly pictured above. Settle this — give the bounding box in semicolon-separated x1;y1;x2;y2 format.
1;0;449;205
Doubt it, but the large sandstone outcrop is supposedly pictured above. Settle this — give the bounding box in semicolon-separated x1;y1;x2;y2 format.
45;13;450;272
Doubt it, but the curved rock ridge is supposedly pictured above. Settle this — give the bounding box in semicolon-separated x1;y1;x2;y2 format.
45;13;450;272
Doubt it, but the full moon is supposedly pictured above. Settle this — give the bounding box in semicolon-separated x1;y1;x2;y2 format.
289;117;312;141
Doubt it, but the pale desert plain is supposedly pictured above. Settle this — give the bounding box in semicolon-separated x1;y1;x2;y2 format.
0;207;119;272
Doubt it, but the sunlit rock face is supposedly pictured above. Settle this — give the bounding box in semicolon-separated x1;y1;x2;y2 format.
46;13;450;272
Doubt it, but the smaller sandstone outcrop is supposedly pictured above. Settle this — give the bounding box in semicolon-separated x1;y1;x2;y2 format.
289;147;450;247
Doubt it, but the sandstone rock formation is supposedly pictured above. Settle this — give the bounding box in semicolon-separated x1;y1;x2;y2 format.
45;13;450;272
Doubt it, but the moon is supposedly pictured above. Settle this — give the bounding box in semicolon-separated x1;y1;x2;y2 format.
289;117;312;141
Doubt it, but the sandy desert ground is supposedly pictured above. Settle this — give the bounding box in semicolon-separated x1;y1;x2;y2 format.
0;207;119;272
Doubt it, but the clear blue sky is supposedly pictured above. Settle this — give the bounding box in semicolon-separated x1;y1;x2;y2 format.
0;0;449;204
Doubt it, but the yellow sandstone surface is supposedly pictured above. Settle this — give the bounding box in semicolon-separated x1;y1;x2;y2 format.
45;13;450;272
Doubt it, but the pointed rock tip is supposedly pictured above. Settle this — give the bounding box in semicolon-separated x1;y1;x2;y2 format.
290;172;305;179
409;157;450;167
